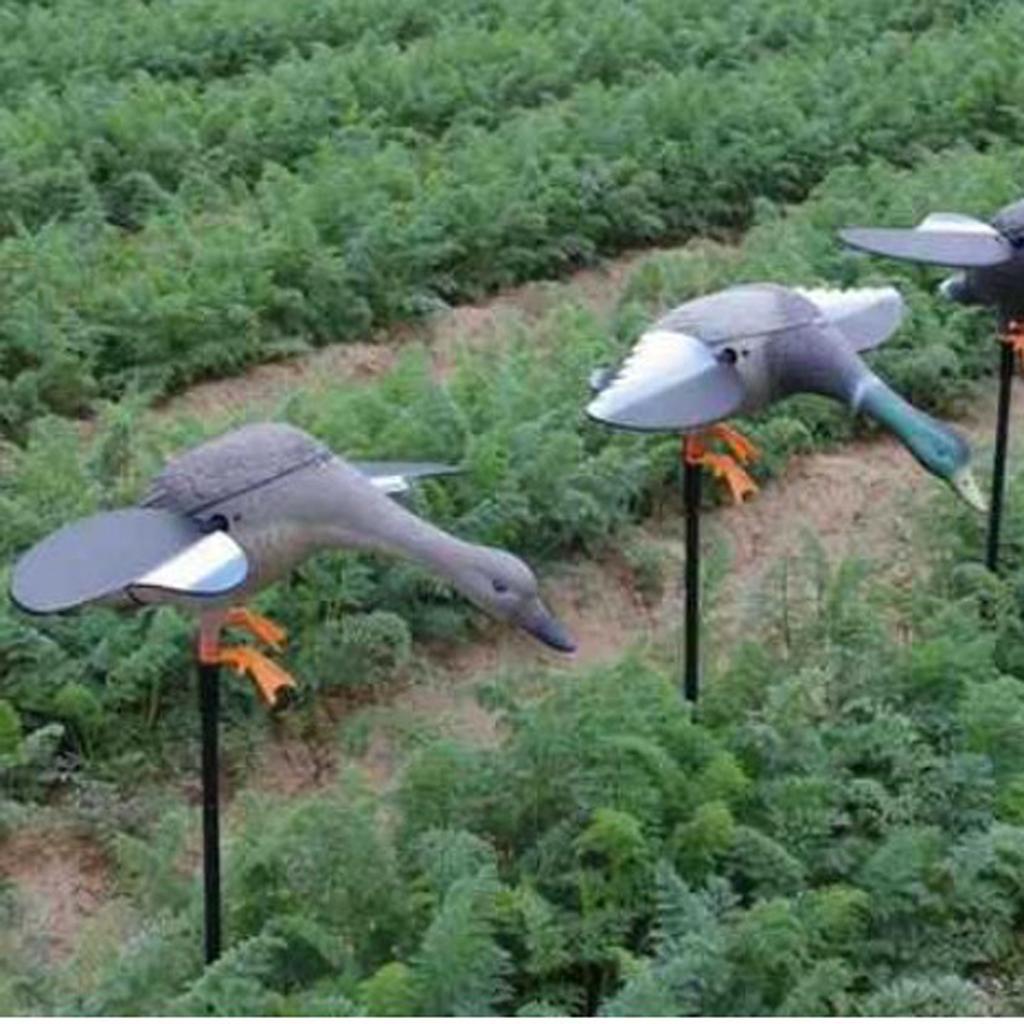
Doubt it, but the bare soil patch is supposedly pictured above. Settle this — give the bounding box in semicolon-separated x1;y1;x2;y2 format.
0;826;110;963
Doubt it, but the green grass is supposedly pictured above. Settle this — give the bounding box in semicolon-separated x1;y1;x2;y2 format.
0;0;993;230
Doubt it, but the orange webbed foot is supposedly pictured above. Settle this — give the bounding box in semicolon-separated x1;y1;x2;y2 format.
701;453;759;503
204;645;296;709
683;427;760;505
703;423;761;465
214;643;294;708
225;607;288;650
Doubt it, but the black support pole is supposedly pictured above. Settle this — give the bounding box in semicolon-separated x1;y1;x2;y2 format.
987;319;1014;573
198;659;222;965
682;451;702;704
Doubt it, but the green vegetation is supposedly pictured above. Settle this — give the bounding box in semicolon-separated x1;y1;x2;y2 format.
4;0;1024;1013
6;493;1024;1013
0;0;1019;432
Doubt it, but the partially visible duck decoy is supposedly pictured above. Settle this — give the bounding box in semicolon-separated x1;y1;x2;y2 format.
587;282;984;509
840;203;1024;323
840;203;1024;570
12;423;575;706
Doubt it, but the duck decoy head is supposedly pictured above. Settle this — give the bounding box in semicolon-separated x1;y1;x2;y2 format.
455;547;576;653
858;379;986;512
921;425;986;512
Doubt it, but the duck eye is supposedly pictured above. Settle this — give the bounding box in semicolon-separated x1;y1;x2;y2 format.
492;579;509;594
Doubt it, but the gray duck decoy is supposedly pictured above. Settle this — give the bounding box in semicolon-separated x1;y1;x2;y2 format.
12;423;575;706
840;202;1024;356
587;282;984;509
840;203;1024;571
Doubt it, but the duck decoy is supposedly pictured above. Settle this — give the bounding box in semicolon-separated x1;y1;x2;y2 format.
587;282;983;704
11;422;574;963
840;202;1024;570
13;422;574;704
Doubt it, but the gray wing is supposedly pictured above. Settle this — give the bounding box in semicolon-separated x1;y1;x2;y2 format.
141;422;332;517
840;214;1013;268
654;282;822;346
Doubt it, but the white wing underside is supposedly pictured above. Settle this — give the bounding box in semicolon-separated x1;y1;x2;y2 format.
370;475;409;494
130;531;248;598
918;212;1000;236
796;285;905;352
586;329;744;431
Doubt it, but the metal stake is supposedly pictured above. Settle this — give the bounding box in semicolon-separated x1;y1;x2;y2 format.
682;446;701;704
987;318;1014;573
198;659;221;964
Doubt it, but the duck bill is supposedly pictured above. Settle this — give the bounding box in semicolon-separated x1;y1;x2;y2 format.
518;599;576;653
951;466;987;512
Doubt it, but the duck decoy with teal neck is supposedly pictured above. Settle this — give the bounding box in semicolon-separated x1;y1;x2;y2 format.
840;203;1024;570
12;423;575;706
587;282;984;510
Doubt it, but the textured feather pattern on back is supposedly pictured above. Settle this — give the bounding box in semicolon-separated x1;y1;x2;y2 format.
141;422;332;517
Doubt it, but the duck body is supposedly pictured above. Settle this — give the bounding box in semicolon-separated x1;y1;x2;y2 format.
589;283;904;429
588;282;983;509
137;422;572;652
140;424;493;607
941;201;1024;318
652;284;879;417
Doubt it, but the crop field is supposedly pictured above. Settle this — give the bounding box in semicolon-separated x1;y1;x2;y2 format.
3;0;1024;1015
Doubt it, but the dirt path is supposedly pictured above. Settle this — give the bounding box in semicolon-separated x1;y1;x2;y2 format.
152;243;702;425
2;238;1018;967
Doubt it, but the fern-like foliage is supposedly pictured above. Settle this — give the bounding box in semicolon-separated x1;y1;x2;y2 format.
410;869;511;1016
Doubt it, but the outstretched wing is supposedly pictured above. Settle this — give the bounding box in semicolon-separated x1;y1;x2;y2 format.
795;285;905;353
10;509;248;614
840;213;1013;268
586;329;745;432
351;461;462;496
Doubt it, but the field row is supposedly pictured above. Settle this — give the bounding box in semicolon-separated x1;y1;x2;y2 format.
0;0;995;237
0;0;988;99
0;0;498;97
0;3;1021;433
